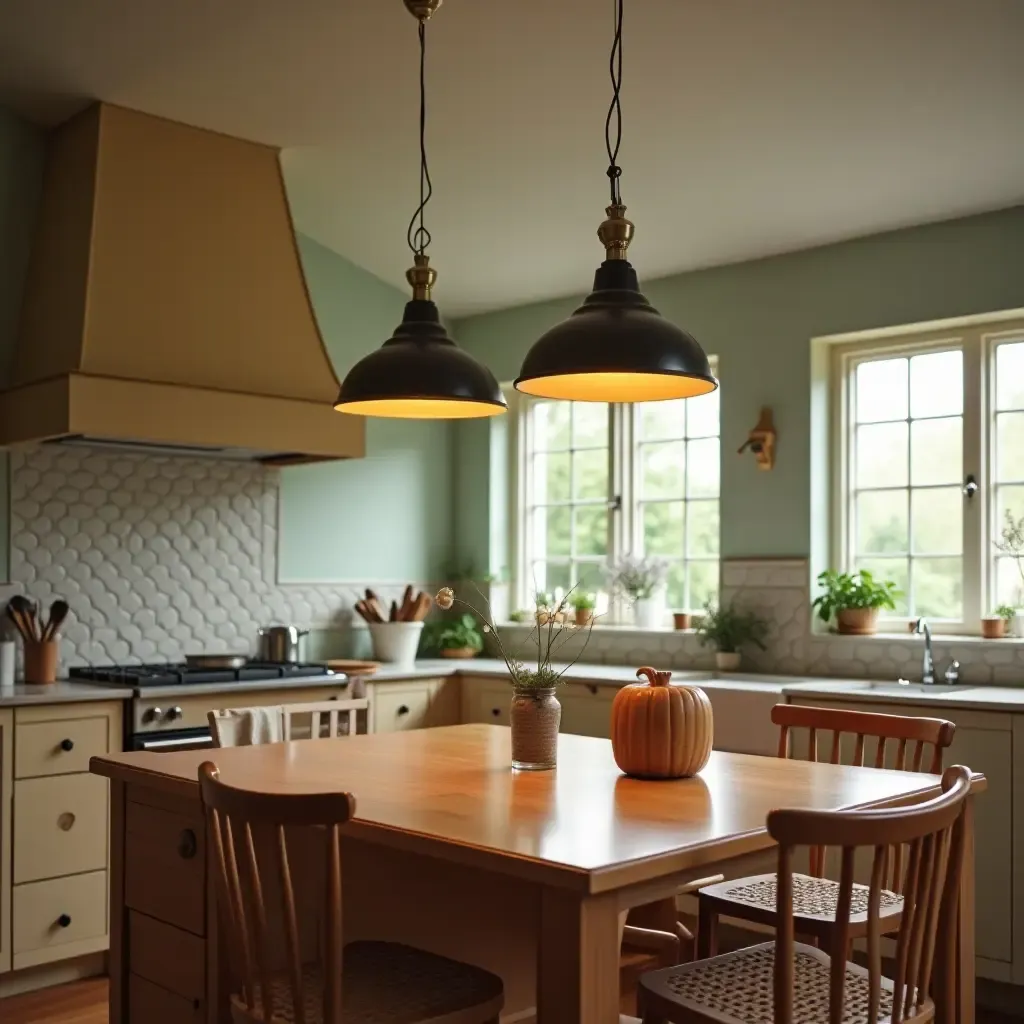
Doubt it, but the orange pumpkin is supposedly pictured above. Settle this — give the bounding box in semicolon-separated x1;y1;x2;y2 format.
611;666;713;778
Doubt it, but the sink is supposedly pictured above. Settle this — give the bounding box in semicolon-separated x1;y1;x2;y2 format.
861;681;977;696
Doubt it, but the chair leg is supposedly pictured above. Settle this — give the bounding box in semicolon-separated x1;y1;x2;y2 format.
696;899;718;959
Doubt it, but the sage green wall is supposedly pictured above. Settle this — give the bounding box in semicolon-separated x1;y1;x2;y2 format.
279;235;454;583
452;206;1024;566
0;107;44;581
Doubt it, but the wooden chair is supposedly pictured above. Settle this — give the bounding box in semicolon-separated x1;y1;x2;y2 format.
209;698;369;747
696;704;956;961
638;764;972;1024
199;761;504;1024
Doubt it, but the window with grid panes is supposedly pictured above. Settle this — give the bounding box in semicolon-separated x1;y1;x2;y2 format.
517;374;720;616
633;391;721;610
834;316;1024;632
524;400;611;600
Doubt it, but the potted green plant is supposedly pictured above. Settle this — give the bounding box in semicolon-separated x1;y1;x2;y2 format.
695;601;769;671
982;604;1016;639
423;614;484;659
811;570;899;635
604;555;669;627
569;591;597;626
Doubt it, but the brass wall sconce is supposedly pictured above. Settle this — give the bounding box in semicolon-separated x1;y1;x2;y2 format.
737;407;776;471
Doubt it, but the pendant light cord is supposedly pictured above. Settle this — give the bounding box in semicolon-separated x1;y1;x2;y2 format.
407;21;433;257
605;0;624;204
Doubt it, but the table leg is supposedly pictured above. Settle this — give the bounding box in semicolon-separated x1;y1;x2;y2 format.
957;795;976;1024
538;888;620;1024
107;781;127;1024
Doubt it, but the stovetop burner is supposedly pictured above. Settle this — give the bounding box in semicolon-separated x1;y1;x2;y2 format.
70;662;334;687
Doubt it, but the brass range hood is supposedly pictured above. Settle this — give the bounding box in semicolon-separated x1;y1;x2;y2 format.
0;103;364;464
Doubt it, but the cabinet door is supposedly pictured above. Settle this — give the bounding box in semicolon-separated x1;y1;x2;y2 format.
1;709;12;974
461;680;511;726
373;684;434;732
560;683;616;738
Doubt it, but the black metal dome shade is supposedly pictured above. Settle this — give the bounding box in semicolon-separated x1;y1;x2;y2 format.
335;286;506;419
515;253;718;403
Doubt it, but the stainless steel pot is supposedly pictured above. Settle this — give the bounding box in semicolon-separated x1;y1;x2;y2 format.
257;625;309;663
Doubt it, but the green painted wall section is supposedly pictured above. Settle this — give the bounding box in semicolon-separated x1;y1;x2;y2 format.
0;108;44;581
279;235;454;583
452;206;1024;562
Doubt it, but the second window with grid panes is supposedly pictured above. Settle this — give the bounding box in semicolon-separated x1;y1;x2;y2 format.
834;316;1024;632
519;381;720;613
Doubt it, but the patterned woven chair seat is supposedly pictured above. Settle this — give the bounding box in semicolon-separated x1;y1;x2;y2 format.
234;941;504;1024
638;941;914;1024
700;872;903;924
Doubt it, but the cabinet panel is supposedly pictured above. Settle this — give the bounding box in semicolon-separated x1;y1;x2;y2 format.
560;683;615;738
462;681;510;726
702;686;781;755
0;709;11;974
373;684;433;732
13;773;108;883
12;870;107;958
15;716;111;778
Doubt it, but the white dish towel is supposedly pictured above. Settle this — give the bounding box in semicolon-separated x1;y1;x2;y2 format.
208;706;284;748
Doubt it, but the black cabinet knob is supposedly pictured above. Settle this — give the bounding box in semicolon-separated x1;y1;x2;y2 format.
397;705;410;716
178;829;198;860
57;914;72;928
491;708;500;717
60;738;74;752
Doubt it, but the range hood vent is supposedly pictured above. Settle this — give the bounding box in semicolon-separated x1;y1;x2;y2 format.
0;103;364;464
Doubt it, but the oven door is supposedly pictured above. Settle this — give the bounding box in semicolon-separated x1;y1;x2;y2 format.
131;727;215;753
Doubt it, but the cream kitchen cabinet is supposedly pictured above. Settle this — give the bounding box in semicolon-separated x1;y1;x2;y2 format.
460;676;511;727
788;694;1015;982
368;677;460;733
0;700;122;978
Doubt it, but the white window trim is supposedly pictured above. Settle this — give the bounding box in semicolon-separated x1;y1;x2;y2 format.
829;313;1024;634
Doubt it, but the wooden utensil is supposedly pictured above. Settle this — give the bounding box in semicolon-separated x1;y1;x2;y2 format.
8;595;39;641
354;599;382;624
43;599;70;641
411;593;432;622
398;585;415;621
389;600;399;622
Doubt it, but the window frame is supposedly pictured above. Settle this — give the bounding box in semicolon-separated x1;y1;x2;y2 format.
830;314;1024;634
511;361;720;618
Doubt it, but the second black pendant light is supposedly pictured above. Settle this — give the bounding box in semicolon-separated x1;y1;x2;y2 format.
515;0;717;403
335;0;507;420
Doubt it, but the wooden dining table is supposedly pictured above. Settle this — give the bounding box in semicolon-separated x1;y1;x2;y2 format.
90;723;983;1024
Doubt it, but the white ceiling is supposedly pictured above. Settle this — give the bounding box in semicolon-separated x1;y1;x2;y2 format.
0;0;1022;316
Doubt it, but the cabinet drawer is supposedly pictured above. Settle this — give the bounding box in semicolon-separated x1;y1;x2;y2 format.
463;684;510;726
13;774;108;883
15;716;111;778
130;912;205;1005
125;800;206;935
130;973;204;1024
374;685;433;732
560;683;615;738
12;870;108;955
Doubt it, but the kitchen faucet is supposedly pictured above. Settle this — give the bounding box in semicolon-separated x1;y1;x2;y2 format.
913;618;935;683
912;617;960;684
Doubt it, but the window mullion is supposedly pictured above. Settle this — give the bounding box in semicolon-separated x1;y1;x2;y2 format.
963;330;984;625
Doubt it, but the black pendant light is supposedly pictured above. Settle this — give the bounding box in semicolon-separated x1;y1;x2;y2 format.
335;0;506;420
515;0;717;404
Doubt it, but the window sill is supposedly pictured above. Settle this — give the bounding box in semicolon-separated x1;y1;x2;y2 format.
812;629;1024;647
497;621;698;639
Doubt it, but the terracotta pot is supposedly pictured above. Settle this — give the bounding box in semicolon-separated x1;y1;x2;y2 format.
23;639;58;684
574;608;593;626
673;612;691;631
510;686;561;771
440;646;478;659
715;651;742;672
836;607;880;635
981;617;1007;640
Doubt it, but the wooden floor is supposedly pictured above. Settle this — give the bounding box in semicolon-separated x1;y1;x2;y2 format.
0;976;1021;1024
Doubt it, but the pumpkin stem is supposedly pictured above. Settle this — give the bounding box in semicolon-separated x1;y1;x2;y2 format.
636;666;671;687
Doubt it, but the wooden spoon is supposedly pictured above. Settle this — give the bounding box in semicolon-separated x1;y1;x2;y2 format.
9;595;39;641
44;599;70;641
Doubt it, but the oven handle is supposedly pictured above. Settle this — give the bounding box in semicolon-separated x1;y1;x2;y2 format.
136;733;215;751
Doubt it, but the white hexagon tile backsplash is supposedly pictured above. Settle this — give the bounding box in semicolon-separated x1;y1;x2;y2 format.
8;446;363;667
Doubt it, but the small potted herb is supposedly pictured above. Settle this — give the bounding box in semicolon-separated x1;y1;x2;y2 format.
995;510;1024;636
981;604;1016;640
569;591;597;626
423;613;484;659
604;555;669;627
812;570;899;635
695;601;769;671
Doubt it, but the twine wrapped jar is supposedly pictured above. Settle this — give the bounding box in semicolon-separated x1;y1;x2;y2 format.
510;686;561;770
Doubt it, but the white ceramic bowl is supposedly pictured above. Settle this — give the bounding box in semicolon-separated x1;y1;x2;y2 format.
368;621;425;665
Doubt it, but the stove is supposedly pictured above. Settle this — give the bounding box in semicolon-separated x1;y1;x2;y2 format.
71;661;335;688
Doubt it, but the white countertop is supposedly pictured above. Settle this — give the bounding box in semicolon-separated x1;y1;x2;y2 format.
0;682;134;707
